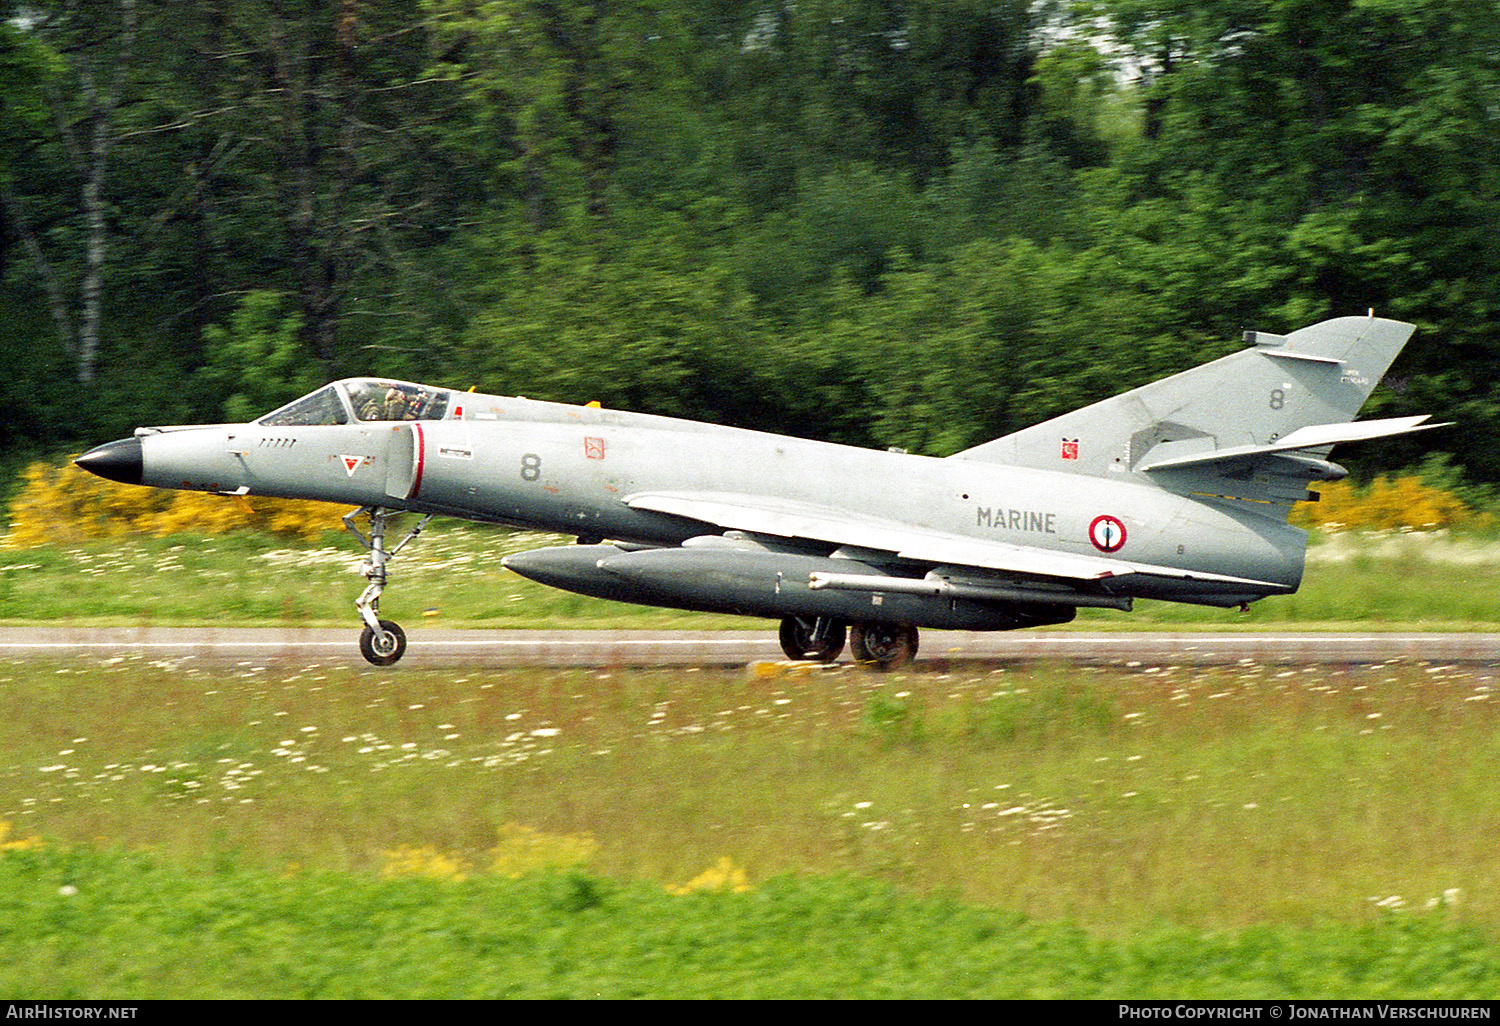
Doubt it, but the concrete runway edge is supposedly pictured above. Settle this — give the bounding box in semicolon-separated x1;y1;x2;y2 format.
1;627;1498;668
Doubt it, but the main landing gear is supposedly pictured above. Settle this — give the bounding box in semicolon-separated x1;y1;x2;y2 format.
849;621;919;670
777;615;919;670
779;616;847;663
344;507;433;666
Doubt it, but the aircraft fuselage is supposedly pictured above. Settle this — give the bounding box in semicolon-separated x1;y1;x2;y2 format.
130;388;1304;613
74;316;1440;667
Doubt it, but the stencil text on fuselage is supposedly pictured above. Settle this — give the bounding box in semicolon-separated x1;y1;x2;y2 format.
976;507;1058;534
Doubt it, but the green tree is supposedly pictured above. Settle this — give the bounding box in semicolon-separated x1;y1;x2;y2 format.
826;231;1223;456
1088;0;1500;477
1;0;140;385
194;291;320;424
425;0;700;230
705;0;1038;209
466;214;761;425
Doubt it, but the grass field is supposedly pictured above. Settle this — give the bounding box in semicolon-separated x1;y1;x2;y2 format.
2;521;1500;630
3;523;1500;997
3;654;1500;997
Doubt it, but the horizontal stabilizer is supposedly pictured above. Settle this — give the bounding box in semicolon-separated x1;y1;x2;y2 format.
1138;415;1449;473
1259;348;1344;365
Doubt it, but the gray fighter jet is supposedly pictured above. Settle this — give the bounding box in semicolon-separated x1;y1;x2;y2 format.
76;315;1443;668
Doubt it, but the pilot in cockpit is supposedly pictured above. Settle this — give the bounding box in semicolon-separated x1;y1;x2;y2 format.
383;387;411;420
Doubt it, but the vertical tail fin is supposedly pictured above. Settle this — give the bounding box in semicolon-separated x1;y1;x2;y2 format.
949;316;1418;479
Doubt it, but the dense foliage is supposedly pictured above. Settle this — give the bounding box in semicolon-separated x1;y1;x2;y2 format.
3;1;1496;482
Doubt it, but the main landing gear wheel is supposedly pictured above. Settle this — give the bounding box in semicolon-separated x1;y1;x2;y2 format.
778;616;847;662
359;619;407;667
850;621;919;671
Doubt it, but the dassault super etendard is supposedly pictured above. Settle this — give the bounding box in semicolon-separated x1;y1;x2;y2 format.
76;315;1444;669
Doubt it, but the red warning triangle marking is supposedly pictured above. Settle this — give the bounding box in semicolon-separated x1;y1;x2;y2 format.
341;455;363;477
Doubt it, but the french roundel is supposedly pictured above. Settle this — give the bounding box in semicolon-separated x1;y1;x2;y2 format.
1088;514;1127;553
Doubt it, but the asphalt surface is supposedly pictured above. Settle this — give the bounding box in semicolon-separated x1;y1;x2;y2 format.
1;627;1498;668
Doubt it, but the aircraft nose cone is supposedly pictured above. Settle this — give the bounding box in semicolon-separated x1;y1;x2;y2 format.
74;437;144;486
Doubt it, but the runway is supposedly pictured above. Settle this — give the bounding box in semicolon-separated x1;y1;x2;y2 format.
1;627;1498;668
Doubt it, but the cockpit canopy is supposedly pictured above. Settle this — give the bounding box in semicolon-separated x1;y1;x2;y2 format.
344;380;450;422
256;379;452;427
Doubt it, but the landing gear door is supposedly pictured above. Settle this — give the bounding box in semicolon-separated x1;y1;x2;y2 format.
384;423;421;500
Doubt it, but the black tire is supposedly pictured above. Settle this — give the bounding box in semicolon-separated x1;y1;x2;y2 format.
359;619;407;666
778;616;847;662
849;621;918;670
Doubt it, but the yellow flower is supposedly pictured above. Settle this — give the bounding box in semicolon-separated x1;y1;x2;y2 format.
1293;475;1483;532
3;458;341;549
667;857;753;895
0;819;42;852
488;822;597;877
379;845;469;881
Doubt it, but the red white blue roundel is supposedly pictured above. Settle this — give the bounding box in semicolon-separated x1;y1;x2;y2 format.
1088;514;1127;553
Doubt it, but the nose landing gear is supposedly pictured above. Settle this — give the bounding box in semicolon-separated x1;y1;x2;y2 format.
360;618;407;666
343;507;433;666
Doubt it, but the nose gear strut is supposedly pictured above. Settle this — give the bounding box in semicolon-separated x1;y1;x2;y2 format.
343;507;434;666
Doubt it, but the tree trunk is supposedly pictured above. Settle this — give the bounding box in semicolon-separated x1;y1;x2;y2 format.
56;0;136;384
78;103;112;384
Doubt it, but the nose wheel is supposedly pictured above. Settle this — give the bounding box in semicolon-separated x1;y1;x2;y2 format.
344;507;432;666
360;619;407;666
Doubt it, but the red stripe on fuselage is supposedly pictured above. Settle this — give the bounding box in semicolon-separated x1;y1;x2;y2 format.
412;422;426;499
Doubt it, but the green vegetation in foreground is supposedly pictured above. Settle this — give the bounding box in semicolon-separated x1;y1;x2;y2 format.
4;849;1498;999
3;523;1500;629
0;526;760;630
3;657;1500;996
